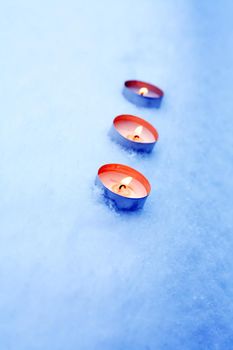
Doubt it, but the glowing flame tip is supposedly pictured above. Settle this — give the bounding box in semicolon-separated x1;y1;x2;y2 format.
121;176;133;186
134;125;143;136
139;87;149;96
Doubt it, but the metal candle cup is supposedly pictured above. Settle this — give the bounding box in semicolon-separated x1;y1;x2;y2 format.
109;114;159;153
96;164;151;211
123;80;164;108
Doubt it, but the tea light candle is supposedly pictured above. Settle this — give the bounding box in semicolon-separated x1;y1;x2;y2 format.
123;80;164;108
109;114;159;152
96;163;151;210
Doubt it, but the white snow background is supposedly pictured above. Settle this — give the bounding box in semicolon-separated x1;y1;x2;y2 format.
0;0;232;349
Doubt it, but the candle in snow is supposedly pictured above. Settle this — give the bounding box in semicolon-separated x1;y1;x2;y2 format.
95;164;151;210
122;80;164;108
109;114;159;152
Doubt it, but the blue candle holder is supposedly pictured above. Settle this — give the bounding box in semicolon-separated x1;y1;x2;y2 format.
109;114;159;153
96;164;151;211
123;80;164;108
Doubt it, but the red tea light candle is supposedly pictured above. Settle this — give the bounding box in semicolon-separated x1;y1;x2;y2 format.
96;164;151;211
123;80;164;108
109;114;159;153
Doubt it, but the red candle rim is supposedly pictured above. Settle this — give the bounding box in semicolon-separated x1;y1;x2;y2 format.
98;163;151;195
113;114;159;143
124;80;164;98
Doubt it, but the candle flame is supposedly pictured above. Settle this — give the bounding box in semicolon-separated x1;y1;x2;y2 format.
134;125;143;136
139;87;149;96
121;176;133;186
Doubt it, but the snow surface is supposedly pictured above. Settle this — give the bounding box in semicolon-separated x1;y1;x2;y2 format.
0;0;233;349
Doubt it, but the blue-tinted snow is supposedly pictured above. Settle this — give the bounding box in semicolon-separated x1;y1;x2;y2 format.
0;0;232;349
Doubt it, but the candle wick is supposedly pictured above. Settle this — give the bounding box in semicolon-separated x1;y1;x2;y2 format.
119;184;126;190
